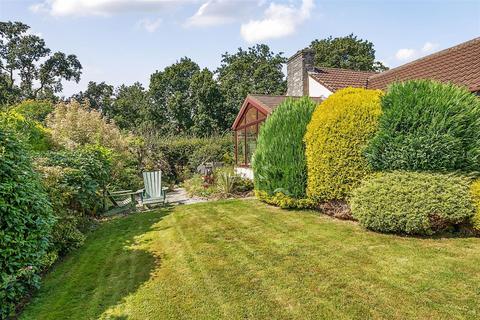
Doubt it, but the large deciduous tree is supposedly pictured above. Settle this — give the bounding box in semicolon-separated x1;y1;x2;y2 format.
0;21;82;104
72;81;114;112
148;57;200;134
105;82;149;131
216;44;287;124
309;34;388;72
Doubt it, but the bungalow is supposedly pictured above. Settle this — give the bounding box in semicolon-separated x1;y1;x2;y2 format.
232;37;480;178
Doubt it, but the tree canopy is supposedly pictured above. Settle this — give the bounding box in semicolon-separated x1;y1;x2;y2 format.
0;21;82;104
216;44;287;124
309;34;388;72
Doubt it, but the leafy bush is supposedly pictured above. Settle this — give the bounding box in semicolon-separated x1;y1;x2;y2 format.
304;88;382;202
47;100;140;190
0;129;54;318
470;180;480;232
140;135;233;184
350;171;475;235
366;80;480;172
39;145;112;217
253;97;316;198
10;100;54;123
0;111;53;152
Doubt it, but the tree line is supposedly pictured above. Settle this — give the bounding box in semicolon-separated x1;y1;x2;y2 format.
1;21;387;137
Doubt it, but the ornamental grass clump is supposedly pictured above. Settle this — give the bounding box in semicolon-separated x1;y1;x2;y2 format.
350;171;475;235
304;88;382;203
252;97;316;199
366;80;480;172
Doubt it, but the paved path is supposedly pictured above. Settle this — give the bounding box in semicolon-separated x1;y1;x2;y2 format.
166;188;207;205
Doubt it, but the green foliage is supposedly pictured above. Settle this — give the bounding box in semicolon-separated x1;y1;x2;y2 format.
10;99;54;123
184;168;253;199
40;145;112;216
304;88;382;202
350;171;475;235
253;97;316;198
470;180;480;232
309;34;388;72
366;80;480;172
104;82;149;131
0;21;81;102
0;129;54;318
0;110;53;151
255;190;315;209
140;135;233;183
71;81;114;112
216;44;287;124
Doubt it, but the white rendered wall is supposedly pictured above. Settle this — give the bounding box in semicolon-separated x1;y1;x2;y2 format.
308;75;332;98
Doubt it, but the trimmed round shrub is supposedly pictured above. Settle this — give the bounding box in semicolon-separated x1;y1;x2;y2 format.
470;180;480;232
304;88;382;202
350;171;475;235
253;97;316;198
0;129;54;318
366;80;480;172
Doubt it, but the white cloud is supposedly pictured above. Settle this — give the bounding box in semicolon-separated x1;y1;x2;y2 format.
137;17;162;32
395;41;440;62
395;48;416;61
240;0;314;43
421;41;438;53
29;0;179;17
186;0;248;27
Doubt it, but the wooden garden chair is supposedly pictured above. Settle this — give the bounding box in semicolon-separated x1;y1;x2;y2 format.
137;171;168;207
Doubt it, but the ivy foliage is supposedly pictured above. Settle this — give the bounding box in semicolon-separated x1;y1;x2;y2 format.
0;129;54;318
253;97;317;198
350;171;475;235
366;80;480;172
304;88;382;203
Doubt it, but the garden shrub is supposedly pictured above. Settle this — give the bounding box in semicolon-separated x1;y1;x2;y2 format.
470;179;480;232
0;129;54;318
47;100;140;190
350;171;475;235
39;145;112;216
255;190;314;209
304;88;382;202
253;97;316;199
10;100;54;123
366;80;480;172
0;111;53;152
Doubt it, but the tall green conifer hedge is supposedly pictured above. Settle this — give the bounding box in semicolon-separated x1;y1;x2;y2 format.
253;97;317;198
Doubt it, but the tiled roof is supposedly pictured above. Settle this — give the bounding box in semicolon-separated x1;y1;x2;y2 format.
249;94;323;113
367;37;480;92
309;67;377;92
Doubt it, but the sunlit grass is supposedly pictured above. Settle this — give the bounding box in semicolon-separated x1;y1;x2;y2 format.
21;200;480;319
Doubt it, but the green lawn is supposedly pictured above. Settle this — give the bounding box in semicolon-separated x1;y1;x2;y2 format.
21;200;480;320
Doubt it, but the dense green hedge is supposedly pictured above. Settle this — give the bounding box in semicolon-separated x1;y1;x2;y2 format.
304;88;382;202
253;97;316;198
350;171;475;235
366;80;480;172
0;129;55;318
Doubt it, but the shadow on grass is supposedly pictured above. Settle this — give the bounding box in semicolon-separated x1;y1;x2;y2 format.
20;207;174;320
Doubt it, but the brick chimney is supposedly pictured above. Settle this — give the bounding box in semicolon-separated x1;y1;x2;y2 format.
286;49;315;96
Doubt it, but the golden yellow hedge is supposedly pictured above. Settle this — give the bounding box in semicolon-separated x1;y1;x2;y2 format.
470;180;480;231
304;88;382;202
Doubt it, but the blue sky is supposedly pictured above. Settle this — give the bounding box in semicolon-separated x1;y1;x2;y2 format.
1;0;479;96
